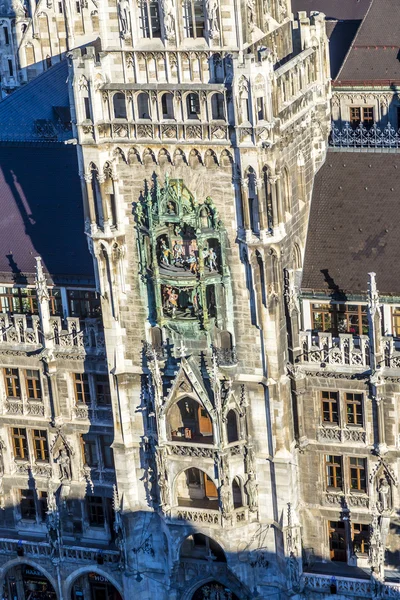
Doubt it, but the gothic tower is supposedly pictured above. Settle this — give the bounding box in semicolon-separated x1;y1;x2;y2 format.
69;0;331;595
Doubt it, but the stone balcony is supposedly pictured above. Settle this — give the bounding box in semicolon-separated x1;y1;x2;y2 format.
81;120;229;144
0;313;105;357
303;572;400;598
0;536;120;564
299;332;370;370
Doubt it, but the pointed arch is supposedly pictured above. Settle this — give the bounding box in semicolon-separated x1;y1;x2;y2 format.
158;147;172;166
143;147;157;166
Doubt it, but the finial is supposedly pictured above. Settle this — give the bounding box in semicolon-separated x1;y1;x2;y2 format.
35;256;49;302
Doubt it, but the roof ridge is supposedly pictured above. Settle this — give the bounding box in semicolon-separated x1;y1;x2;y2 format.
335;0;375;81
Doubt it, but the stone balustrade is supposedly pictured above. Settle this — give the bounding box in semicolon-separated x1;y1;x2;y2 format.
299;332;370;368
0;537;119;563
167;443;215;459
0;313;105;356
383;336;400;369
317;425;367;444
171;506;222;526
83;121;229;143
303;573;400;598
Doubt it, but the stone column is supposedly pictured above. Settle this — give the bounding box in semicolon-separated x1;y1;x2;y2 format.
256;177;268;231
84;174;97;226
269;175;279;229
240;178;251;231
98;174;109;224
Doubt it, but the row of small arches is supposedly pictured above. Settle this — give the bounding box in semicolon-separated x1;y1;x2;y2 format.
110;146;234;169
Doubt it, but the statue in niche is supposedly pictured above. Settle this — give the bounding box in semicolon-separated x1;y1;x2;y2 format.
200;207;211;229
246;0;256;33
172;240;184;266
159;238;172;266
163;286;179;317
203;245;218;271
219;478;233;515
118;0;131;37
57;449;72;481
205;0;219;38
166;200;177;215
377;477;391;513
161;0;176;40
245;472;258;512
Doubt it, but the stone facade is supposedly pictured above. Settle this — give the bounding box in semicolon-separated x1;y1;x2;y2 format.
66;0;331;597
0;0;99;96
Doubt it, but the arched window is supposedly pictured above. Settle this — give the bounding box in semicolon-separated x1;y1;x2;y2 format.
45;55;52;69
113;93;127;119
182;0;205;38
232;477;243;508
139;0;161;38
282;167;291;213
211;93;225;120
176;468;218;508
25;44;35;67
150;326;163;350
226;410;239;443
161;92;174;119
90;165;103;227
186;93;200;120
263;167;274;230
137;93;150;119
167;398;213;444
180;534;226;562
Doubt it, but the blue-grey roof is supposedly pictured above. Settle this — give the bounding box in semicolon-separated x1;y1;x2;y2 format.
0;61;73;142
0;144;94;285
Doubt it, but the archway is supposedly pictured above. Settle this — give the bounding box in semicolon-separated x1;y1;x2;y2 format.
191;581;240;599
167;398;214;443
4;563;57;600
71;572;122;600
175;468;218;509
180;533;226;562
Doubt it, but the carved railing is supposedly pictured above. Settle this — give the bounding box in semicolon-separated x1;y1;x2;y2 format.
317;426;367;444
13;460;53;478
303;573;400;597
50;317;105;355
171;506;222;526
0;314;105;356
74;404;113;423
0;314;41;345
303;573;373;596
89;120;229;143
299;332;370;368
5;398;45;417
167;443;215;458
212;346;238;367
383;337;400;369
330;122;400;148
0;538;119;564
324;491;369;509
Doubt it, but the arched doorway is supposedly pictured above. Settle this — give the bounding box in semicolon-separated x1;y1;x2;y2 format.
191;581;240;599
4;564;57;600
175;468;218;509
71;572;122;600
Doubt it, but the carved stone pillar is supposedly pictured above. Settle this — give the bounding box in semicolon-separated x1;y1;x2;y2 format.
256;178;268;230
269;175;279;229
98;174;109;223
84;174;97;225
240;178;251;231
274;171;283;224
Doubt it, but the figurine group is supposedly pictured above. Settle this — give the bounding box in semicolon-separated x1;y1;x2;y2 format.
158;237;218;273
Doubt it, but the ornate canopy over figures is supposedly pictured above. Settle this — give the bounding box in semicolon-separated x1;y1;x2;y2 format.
135;176;230;330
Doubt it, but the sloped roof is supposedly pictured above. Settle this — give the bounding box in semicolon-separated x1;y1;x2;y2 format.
0;61;72;142
0;144;94;285
291;0;370;21
302;150;400;296
336;0;400;83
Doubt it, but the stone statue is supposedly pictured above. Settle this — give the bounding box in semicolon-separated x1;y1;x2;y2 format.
219;479;233;515
378;477;391;512
245;472;258;511
118;0;131;37
161;0;175;41
205;0;219;38
0;438;5;477
57;449;72;481
246;0;256;33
